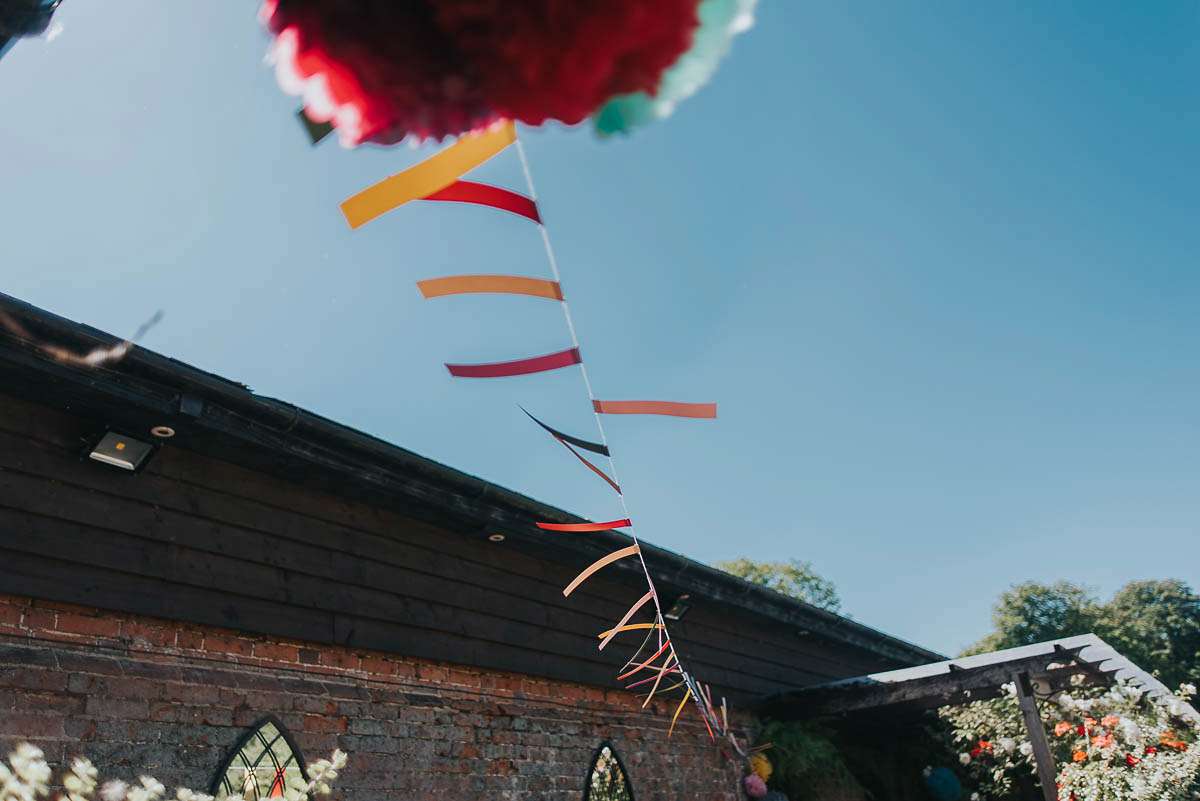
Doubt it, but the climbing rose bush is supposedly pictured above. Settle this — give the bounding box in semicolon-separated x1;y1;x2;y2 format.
0;743;348;801
941;677;1199;801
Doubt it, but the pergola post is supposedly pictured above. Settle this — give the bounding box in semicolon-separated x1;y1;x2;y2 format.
1013;671;1058;801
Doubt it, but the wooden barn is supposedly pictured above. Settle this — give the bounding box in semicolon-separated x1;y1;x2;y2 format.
0;292;941;800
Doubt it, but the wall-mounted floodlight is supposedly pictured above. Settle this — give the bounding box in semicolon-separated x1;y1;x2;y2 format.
664;594;692;621
88;431;154;471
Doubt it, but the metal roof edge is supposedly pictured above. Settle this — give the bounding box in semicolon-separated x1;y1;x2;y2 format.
775;633;1199;724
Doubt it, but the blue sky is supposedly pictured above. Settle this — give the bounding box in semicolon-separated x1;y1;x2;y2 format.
2;1;1198;658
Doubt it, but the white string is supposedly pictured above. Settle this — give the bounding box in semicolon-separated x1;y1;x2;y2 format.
515;137;705;719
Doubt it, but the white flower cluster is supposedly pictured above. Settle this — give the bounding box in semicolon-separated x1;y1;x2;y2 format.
1060;740;1200;801
1;745;53;801
0;745;348;801
281;750;348;801
942;678;1200;801
62;758;98;801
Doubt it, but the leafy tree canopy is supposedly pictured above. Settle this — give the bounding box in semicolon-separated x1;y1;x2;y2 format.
964;580;1102;656
966;579;1200;688
1102;580;1200;690
714;558;840;611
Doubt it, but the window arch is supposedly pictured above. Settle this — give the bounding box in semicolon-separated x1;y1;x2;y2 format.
583;742;634;801
210;717;309;801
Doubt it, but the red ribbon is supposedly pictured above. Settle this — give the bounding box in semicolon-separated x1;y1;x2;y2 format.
445;347;581;378
537;519;631;532
422;181;542;223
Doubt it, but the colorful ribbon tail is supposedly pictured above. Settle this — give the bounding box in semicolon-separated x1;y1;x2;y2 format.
341;122;516;228
592;400;717;419
549;435;622;494
420;180;541;223
617;639;672;680
446;347;580;378
599;591;655;651
668;693;691;738
537;519;630;533
521;407;609;456
596;622;663;640
564;545;641;597
641;655;679;708
417;275;562;300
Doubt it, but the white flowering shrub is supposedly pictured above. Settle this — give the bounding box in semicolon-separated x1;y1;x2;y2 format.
0;745;347;801
941;679;1199;801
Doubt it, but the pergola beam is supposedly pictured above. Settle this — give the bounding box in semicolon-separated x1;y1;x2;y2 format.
765;648;1093;717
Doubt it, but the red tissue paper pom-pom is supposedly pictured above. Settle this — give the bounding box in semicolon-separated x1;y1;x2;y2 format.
262;0;703;145
264;0;498;145
431;0;702;126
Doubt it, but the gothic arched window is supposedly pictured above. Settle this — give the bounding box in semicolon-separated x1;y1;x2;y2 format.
583;742;634;801
210;717;308;801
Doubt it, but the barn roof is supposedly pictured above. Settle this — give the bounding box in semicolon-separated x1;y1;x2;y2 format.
0;291;943;671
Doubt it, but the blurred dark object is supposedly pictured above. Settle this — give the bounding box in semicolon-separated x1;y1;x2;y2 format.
0;0;62;59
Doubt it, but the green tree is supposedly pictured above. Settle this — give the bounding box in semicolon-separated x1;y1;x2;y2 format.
966;579;1200;686
1100;580;1200;690
964;580;1102;655
714;558;840;611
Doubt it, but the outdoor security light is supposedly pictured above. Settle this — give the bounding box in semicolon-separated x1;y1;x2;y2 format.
88;431;154;471
664;594;691;621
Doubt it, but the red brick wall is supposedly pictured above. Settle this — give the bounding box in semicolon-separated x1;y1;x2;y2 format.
0;593;747;801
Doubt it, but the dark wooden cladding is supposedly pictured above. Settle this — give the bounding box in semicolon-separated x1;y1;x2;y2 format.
0;385;924;703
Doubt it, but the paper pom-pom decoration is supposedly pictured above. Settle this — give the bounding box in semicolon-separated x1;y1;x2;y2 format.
261;0;756;146
748;752;773;782
923;766;962;801
594;0;756;135
743;774;768;798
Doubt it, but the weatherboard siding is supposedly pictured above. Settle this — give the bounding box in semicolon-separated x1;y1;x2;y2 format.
0;391;891;702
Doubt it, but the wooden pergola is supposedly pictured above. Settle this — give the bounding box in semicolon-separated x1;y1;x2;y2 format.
765;634;1199;801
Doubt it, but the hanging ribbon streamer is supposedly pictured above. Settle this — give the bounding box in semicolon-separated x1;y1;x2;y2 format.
537;519;631;532
598;591;654;651
418;275;563;300
596;621;664;639
593;400;718;419
618;639;673;680
341;122;517;229
641;656;679;707
563;545;641;597
549;435;622;494
668;693;692;738
521;408;619;491
633;676;685;695
521;408;609;456
445;347;581;378
341;123;734;747
421;181;542;223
